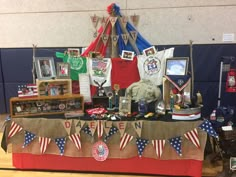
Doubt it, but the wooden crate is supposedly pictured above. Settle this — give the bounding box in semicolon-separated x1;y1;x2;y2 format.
36;79;72;96
10;94;84;118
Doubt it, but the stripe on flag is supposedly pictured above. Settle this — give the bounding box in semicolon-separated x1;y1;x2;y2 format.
69;133;82;150
120;133;133;150
97;120;104;138
151;139;166;158
8;121;23;139
184;128;200;149
39;137;51;154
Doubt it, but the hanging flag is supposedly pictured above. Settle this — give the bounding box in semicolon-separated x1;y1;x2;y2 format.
130;14;140;27
104;126;119;142
101;34;109;45
121;34;129;45
82;126;93;136
136;138;149;157
109;17;118;27
152;139;166;158
54;137;66;155
23;131;36;148
168;136;182;156
61;119;72;135
111;35;119;46
130;31;138;42
8;121;23;139
131;120;143;137
69;133;82;150
39;137;51;154
97;120;104;139
198;119;219;138
121;16;128;28
120;133;133;150
184;128;200;149
90;14;99;29
101;16;107;28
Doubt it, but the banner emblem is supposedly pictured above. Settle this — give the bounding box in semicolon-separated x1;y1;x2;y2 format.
92;141;109;161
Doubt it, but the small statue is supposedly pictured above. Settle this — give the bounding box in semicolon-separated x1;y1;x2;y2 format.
94;80;107;97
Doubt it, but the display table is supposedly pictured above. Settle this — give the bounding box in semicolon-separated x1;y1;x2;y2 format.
2;118;207;177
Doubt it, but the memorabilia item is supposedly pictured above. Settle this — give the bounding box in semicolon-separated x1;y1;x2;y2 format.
18;84;38;98
138;98;148;115
165;57;189;76
56;62;70;79
94;80;107;97
79;73;92;102
143;46;157;57
226;68;236;92
35;57;56;80
121;50;135;60
113;84;120;109
155;100;166;115
230;157;236;170
107;91;114;110
92;141;109;161
119;96;131;115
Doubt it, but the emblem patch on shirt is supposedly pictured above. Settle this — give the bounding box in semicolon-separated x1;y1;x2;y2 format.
68;56;84;70
143;55;161;75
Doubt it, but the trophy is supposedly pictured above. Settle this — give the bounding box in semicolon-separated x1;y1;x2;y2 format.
113;84;120;110
107;91;114;111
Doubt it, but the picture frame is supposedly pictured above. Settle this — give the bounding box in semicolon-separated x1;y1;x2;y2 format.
35;57;56;80
56;62;70;79
165;57;189;76
121;50;135;61
143;46;157;57
230;157;236;170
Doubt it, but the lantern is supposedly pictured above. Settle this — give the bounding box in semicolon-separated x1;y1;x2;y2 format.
226;68;236;92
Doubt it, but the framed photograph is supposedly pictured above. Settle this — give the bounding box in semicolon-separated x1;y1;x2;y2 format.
35;57;56;80
230;157;236;170
143;46;157;57
56;62;70;79
121;50;135;61
165;57;189;76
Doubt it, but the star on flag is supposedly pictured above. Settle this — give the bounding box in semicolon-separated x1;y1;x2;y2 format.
168;136;182;156
8;121;23;139
69;133;82;150
120;133;133;150
82;126;92;136
23;131;36;148
151;139;166;158
184;128;200;149
104;126;119;142
39;137;51;154
54;137;66;155
198;119;219;138
136;138;149;157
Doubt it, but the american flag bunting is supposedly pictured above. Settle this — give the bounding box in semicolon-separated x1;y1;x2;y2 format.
104;126;119;142
120;133;133;150
69;133;82;150
136;138;149;157
184;128;200;149
8;121;23;139
54;137;66;155
198;119;219;138
168;136;182;156
39;137;51;154
82;126;92;136
23;131;36;148
151;139;166;158
97;120;104;138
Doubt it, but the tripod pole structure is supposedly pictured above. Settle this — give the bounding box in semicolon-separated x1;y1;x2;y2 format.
32;44;37;84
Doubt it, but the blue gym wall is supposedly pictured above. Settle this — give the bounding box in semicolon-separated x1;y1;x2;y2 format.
0;44;236;117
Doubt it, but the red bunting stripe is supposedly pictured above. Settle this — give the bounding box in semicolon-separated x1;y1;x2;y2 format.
8;121;23;139
120;133;133;150
184;128;200;149
69;133;82;150
151;139;166;158
39;137;51;154
97;120;104;139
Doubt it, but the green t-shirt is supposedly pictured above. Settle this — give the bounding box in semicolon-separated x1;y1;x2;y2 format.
56;52;87;80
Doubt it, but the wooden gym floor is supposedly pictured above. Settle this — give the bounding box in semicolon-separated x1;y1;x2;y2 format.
0;114;223;177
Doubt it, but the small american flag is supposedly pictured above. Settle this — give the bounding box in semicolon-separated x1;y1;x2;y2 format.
69;133;81;150
23;131;36;148
8;121;23;139
54;137;66;155
151;139;166;158
184;128;200;149
120;133;133;150
97;120;104;139
198;119;219;138
39;137;51;154
168;136;182;156
136;138;149;157
104;126;119;142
